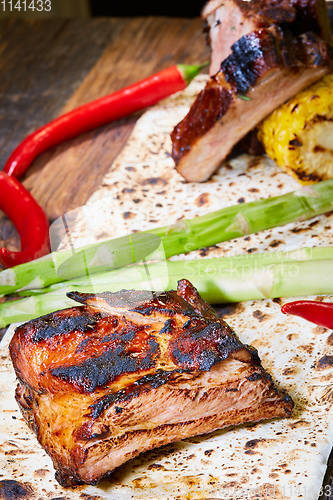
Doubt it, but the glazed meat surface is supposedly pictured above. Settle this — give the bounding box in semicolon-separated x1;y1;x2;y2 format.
203;0;332;74
10;280;293;486
171;27;330;182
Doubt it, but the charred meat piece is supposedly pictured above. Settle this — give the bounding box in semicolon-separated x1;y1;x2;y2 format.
171;28;330;182
203;0;332;75
10;280;293;486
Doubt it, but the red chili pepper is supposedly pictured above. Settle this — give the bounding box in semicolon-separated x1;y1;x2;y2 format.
4;63;206;179
0;172;50;268
281;300;333;329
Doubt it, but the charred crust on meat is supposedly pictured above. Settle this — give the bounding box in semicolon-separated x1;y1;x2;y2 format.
130;292;198;318
89;390;136;419
222;30;274;94
55;469;84;487
133;368;189;389
50;332;158;392
170;322;249;371
89;368;190;418
75;338;91;354
282;392;294;406
209;0;333;44
222;29;327;95
130;305;178;316
159;319;173;334
16;308;98;343
278;392;294;416
171;25;329;173
177;279;217;319
171;86;233;165
9;280;295;485
183;307;198;318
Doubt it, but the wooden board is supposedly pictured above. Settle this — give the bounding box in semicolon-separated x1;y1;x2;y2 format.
0;16;209;254
0;15;332;499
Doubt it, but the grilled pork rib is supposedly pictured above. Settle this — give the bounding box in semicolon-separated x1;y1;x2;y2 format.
10;280;293;486
203;0;332;75
171;27;330;182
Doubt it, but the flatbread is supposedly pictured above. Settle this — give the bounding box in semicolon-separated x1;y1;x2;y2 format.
1;75;333;500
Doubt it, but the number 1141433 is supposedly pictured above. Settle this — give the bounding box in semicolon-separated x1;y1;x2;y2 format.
1;0;51;12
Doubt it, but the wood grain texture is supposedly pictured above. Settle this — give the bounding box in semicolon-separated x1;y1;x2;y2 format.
23;17;209;220
0;18;118;168
0;17;130;251
0;16;209;249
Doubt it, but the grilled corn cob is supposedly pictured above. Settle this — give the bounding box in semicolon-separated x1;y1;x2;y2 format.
258;74;333;184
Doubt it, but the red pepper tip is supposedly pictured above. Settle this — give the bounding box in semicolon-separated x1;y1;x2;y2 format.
281;303;290;314
0;247;14;269
280;300;333;330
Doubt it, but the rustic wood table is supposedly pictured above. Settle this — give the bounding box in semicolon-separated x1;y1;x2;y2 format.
0;17;208;245
0;17;332;498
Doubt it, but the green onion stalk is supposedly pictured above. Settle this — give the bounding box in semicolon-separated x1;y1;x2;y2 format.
1;180;333;297
1;246;333;328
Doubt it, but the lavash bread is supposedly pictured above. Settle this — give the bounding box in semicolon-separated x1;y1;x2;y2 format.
1;75;332;499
